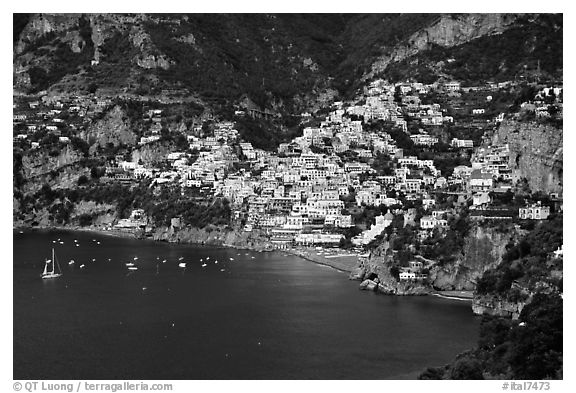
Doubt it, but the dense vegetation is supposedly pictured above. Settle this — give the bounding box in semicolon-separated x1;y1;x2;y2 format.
144;14;338;112
15;13;562;118
386;14;563;84
16;180;231;229
418;215;563;379
234;116;301;151
476;215;563;299
419;292;562;379
13;13;31;44
26;15;95;92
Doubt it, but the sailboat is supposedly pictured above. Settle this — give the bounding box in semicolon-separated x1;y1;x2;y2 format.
42;248;62;279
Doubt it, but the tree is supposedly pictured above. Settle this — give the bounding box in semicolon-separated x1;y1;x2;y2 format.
77;175;88;186
90;166;105;179
507;293;563;379
449;358;484;380
390;266;400;281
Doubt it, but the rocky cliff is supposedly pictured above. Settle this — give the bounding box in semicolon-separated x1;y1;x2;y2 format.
357;223;522;295
430;225;522;291
131;141;175;165
81;106;137;155
15;14;83;55
367;14;519;79
493;119;563;194
358;240;430;295
152;225;271;251
472;294;528;319
21;145;83;180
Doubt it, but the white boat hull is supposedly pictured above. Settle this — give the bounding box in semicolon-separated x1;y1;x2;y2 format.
42;273;62;279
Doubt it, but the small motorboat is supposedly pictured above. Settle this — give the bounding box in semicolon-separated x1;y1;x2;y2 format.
128;266;138;271
201;263;207;267
68;260;75;265
229;258;234;261
178;262;186;268
125;262;135;267
80;264;85;269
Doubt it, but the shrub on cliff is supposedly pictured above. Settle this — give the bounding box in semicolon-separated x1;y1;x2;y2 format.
78;213;93;227
507;293;563;379
449;357;484;380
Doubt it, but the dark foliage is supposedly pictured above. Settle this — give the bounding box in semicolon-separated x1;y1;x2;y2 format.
476;215;563;296
13;14;31;44
385;14;562;84
234;116;301;151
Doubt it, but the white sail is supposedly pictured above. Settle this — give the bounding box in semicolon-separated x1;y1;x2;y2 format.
42;248;62;279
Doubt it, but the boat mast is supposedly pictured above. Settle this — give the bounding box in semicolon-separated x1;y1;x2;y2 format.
52;248;55;274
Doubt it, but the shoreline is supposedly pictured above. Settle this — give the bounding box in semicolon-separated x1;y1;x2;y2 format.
15;225;475;302
15;224;142;240
281;248;357;273
14;224;361;271
430;291;474;301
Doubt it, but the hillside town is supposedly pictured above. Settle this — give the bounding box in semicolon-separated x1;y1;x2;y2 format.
13;13;565;382
13;77;563;280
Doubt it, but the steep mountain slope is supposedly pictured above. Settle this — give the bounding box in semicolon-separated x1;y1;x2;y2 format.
14;13;348;113
493;119;563;194
14;13;562;113
383;14;563;84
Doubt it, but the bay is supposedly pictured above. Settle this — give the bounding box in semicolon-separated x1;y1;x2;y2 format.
13;229;479;379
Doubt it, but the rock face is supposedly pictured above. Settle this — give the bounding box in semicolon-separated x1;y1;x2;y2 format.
129;24;173;70
367;13;519;78
69;201;117;226
359;279;379;291
376;276;430;296
361;243;431;295
361;223;522;295
131;141;175;165
472;294;527;319
21;145;83;180
493;120;563;194
14;13;83;55
430;225;521;291
82;106;137;155
153;226;272;251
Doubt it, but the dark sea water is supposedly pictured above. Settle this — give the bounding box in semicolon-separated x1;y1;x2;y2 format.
13;229;480;380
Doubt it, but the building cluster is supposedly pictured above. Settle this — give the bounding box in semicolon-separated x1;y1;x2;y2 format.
12;94;118;146
14;77;561;260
